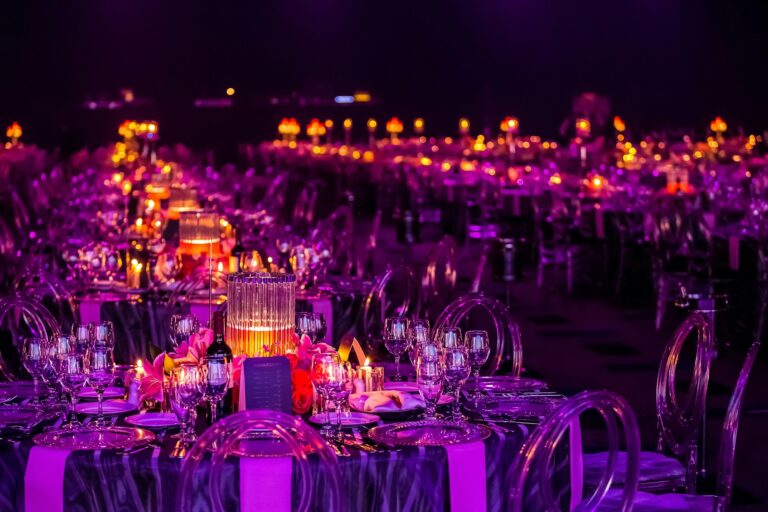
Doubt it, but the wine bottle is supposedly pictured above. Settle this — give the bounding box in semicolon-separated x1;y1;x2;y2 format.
230;228;245;272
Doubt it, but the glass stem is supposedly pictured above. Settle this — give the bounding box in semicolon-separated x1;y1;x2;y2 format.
335;400;343;435
97;390;104;424
395;356;401;379
454;386;462;417
210;402;218;424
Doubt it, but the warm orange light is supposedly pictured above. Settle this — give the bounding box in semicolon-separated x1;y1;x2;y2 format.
367;118;377;131
324;119;334;129
549;174;562;185
420;157;432;166
500;116;519;134
386;117;404;135
5;121;22;141
575;118;591;138
226;87;235;96
414;117;425;134
710;116;727;133
306;118;327;137
613;116;626;132
343;118;352;130
459;118;470;134
354;91;372;103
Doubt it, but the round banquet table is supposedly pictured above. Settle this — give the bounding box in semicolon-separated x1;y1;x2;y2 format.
0;410;572;512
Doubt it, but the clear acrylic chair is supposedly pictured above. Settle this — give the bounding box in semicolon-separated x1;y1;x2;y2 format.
359;265;421;353
507;390;641;512
422;235;457;319
13;266;76;332
0;293;60;380
599;341;761;511
583;312;713;494
177;410;344;512
433;292;522;376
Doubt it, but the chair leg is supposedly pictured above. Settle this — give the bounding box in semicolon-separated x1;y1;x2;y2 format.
656;277;667;330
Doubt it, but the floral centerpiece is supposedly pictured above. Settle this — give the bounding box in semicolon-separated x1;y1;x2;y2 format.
137;329;337;415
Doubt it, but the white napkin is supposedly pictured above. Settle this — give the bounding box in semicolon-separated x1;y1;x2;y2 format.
349;390;424;412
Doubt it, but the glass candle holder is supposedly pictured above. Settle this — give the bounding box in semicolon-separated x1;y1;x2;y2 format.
179;210;221;258
226;272;296;357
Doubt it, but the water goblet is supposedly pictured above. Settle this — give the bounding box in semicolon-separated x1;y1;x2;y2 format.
22;337;47;405
416;358;443;421
203;356;230;423
170;314;199;349
443;347;471;422
58;354;87;430
170;364;204;445
328;361;354;440
435;326;463;351
296;312;318;342
465;330;490;404
407;319;431;371
85;346;115;427
40;339;61;405
384;316;410;382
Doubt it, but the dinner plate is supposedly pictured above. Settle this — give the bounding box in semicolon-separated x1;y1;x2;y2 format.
0;405;56;429
474;396;562;421
368;420;492;447
125;413;179;429
76;400;137;416
309;411;380;427
34;426;155;450
78;387;124;399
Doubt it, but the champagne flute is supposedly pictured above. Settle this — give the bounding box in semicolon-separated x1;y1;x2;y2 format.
85;346;115;427
466;330;490;405
170;364;204;444
22;337;47;406
384;316;409;382
203;356;230;423
417;358;443;421
58;354;87;430
443;347;471;422
170;314;199;349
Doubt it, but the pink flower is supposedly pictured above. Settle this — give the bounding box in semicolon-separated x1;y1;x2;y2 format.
137;353;166;404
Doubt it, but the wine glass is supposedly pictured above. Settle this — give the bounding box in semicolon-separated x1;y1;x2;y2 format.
407;319;431;369
416;358;443;421
203;356;230;423
296;312;318;342
170;364;204;444
58;354;87;430
85;346;115;427
443;347;471;422
312;312;327;343
466;330;490;405
71;323;93;354
22;337;47;406
327;361;354;440
40;339;60;405
311;352;340;438
93;321;115;348
435;326;463;351
384;316;410;382
170;314;200;349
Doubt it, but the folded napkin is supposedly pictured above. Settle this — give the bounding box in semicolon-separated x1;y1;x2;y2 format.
349;390;424;412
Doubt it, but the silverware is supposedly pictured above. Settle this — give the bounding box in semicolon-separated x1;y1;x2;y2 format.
343;436;377;453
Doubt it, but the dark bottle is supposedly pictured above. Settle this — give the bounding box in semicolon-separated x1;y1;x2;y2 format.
231;228;245;272
207;311;234;416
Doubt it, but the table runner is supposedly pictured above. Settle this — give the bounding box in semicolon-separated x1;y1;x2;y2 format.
240;457;292;512
445;441;487;512
24;446;69;512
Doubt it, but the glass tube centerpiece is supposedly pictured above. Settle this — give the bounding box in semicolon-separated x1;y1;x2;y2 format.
226;272;296;356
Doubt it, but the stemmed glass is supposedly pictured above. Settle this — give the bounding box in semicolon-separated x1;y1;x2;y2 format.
435;326;463;351
40;339;60;405
407;319;431;368
310;352;340;438
22;337;47;406
416;358;443;421
170;314;199;349
170;364;204;444
384;316;410;382
443;347;471;422
296;312;318;342
58;353;86;430
203;356;230;424
85;345;115;427
327;361;354;440
72;323;93;354
466;330;490;405
93;321;115;348
312;313;327;343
